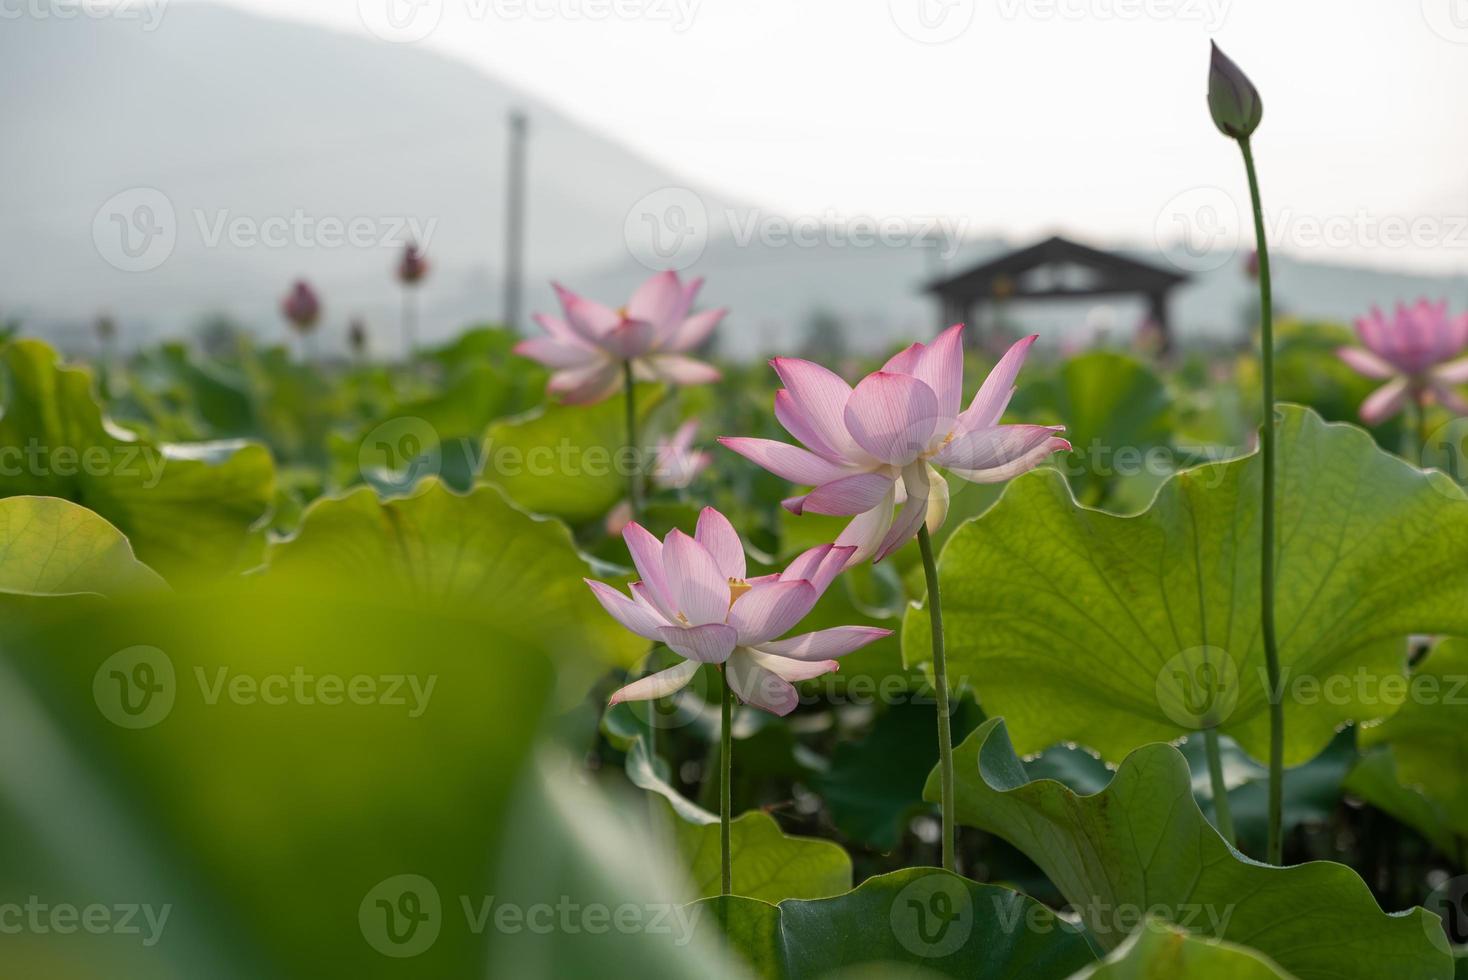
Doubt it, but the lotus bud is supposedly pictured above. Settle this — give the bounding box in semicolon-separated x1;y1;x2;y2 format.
1207;42;1262;140
398;242;428;286
282;280;321;334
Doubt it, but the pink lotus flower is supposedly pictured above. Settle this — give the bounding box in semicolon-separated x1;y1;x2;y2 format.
516;271;724;404
720;325;1069;563
1338;300;1468;424
398;242;428;285
589;508;890;715
281;280;321;333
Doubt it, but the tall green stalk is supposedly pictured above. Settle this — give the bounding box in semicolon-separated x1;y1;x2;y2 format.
1203;728;1237;845
623;361;659;758
623;361;643;518
720;664;733;895
1239;136;1284;866
402;287;417;360
1413;389;1432;461
917;525;955;873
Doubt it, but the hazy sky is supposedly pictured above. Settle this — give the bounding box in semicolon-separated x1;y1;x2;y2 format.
170;0;1468;275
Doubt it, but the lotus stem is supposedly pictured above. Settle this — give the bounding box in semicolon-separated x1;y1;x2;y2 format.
403;287;417;360
1415;388;1431;461
1240;136;1284;866
1203;728;1236;845
623;360;643;519
918;524;956;873
720;663;733;895
621;359;660;759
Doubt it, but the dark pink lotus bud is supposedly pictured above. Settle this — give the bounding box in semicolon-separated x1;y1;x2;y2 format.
1244;249;1259;280
282;280;321;333
398;243;429;285
1207;42;1262;140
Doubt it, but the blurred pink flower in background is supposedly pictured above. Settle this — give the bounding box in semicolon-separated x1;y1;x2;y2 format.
588;508;889;715
1338;300;1468;424
604;421;713;536
721;325;1069;563
652;420;712;490
281;280;321;334
516;271;724;404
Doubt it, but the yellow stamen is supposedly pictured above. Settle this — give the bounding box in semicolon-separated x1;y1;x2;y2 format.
729;578;752;603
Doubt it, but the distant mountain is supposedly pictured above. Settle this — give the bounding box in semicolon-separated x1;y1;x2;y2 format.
4;4;1467;359
0;3;746;352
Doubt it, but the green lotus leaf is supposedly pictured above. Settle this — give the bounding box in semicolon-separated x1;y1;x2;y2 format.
1070;918;1295;979
0;340;274;581
1183;730;1356;856
0;496;165;598
264;479;645;670
903;405;1468;766
1008;350;1173;507
480;384;664;521
0;580;736;978
329;363;522;494
1343;748;1462;860
925;717;1453;978
693;867;1096;979
1358;638;1468;838
625;730;851;904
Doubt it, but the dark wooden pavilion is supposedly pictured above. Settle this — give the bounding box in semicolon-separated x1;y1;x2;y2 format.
925;235;1189;351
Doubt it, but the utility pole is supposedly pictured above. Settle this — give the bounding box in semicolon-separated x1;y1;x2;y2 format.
503;110;528;332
